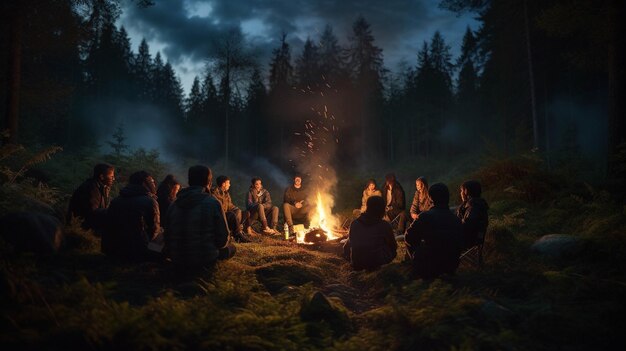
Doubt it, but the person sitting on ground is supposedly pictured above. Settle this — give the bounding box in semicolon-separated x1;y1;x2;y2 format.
156;174;180;225
343;196;397;271
353;179;382;217
67;163;115;235
405;183;463;279
102;171;161;261
245;177;279;235
382;173;407;235
283;174;311;235
456;180;489;249
164;165;235;270
211;175;252;243
410;176;433;221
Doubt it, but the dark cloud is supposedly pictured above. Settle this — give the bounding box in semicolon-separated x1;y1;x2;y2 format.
119;0;477;90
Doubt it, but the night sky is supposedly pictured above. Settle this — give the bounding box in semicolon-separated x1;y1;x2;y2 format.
118;0;478;93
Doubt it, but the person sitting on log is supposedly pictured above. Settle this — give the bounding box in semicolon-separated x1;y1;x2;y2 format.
212;175;252;243
283;174;311;236
244;177;279;235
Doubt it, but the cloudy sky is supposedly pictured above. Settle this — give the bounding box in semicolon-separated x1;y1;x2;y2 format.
118;0;478;94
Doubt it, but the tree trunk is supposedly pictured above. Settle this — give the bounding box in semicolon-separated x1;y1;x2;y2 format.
4;6;22;145
524;0;539;152
607;0;625;176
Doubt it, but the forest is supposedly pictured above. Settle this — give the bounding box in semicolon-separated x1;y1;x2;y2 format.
1;0;625;350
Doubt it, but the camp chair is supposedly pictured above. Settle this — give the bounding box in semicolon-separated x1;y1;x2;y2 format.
459;231;485;269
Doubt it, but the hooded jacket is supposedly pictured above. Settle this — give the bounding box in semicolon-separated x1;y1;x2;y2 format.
405;205;463;279
456;197;489;248
102;184;159;260
343;213;397;270
164;186;229;267
246;187;273;211
283;185;308;206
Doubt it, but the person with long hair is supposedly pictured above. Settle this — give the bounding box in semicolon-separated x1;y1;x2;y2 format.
410;176;433;220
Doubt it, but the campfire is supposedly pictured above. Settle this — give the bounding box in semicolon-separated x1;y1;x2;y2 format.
294;191;345;245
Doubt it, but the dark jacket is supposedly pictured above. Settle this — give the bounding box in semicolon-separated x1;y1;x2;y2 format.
410;190;433;216
246;187;273;211
405;206;463;279
164;186;229;267
67;178;110;230
102;184;160;260
283;185;308;205
343;214;397;270
157;195;175;224
456;197;489;248
211;187;239;213
383;181;406;212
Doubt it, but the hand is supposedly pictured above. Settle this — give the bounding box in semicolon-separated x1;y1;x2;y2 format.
411;213;418;220
295;201;303;209
386;206;393;212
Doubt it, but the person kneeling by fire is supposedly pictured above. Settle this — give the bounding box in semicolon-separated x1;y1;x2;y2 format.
343;196;397;271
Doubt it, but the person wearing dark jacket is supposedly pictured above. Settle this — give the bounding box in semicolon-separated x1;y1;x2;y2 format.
343;196;397;271
211;175;251;243
382;173;407;235
405;183;463;279
156;174;180;225
67;163;115;234
102;171;161;261
283;175;311;235
245;177;279;234
456;180;489;249
164;165;235;270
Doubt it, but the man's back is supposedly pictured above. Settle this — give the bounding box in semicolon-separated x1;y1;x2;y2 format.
165;186;228;267
103;184;159;260
406;207;463;278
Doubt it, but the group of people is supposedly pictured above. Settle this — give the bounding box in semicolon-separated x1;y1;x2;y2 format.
67;163;316;269
343;173;489;279
67;164;488;278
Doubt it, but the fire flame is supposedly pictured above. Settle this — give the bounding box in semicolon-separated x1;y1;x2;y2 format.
295;190;341;244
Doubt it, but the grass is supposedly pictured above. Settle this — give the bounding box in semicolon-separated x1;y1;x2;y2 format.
2;153;626;350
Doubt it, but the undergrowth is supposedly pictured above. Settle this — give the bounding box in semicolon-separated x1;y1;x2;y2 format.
1;152;625;350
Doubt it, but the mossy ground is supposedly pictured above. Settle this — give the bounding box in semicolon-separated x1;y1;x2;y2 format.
2;153;626;350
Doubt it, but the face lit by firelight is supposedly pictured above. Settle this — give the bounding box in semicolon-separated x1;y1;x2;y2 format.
294;177;302;188
368;182;375;191
254;180;262;191
221;179;231;192
416;180;424;193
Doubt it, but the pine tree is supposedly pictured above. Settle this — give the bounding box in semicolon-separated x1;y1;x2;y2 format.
345;16;385;164
133;38;153;101
269;33;293;92
295;38;320;87
318;25;345;85
108;123;129;158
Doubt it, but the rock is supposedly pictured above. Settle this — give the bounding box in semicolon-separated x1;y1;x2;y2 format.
300;291;351;337
480;299;516;324
531;234;584;259
0;212;63;254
